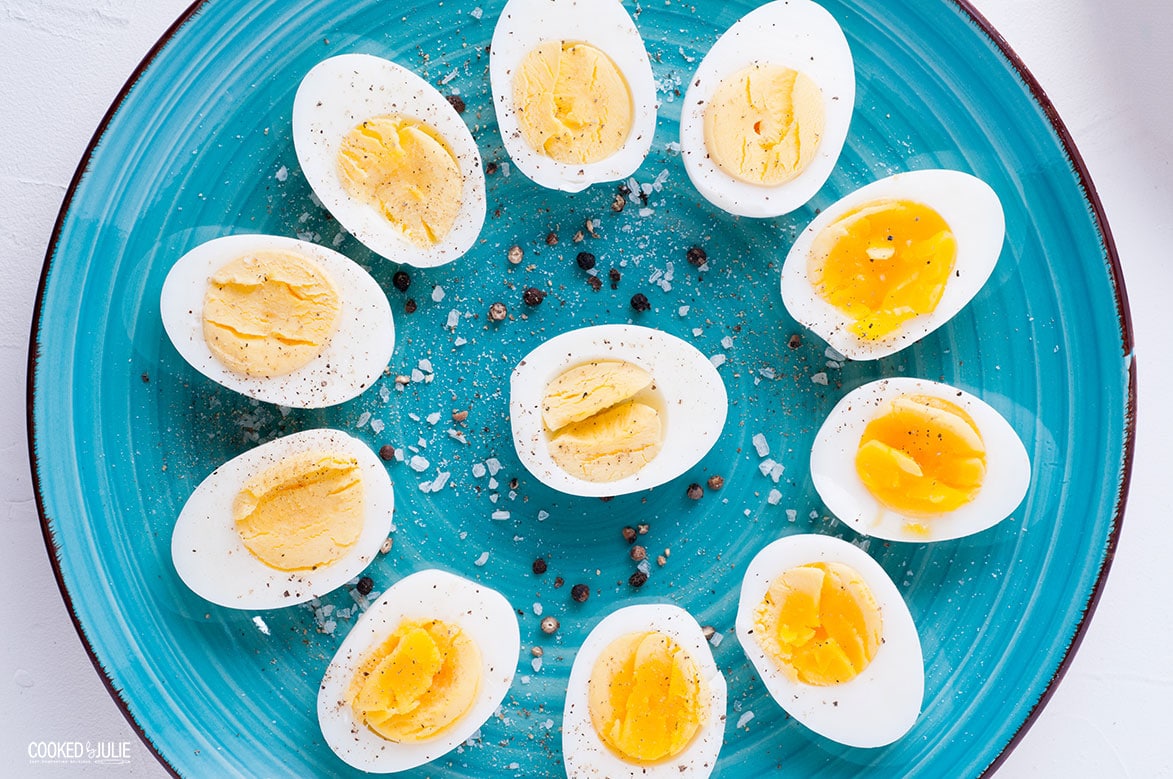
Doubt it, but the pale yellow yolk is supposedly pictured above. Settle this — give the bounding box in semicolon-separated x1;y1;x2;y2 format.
855;394;987;515
233;451;364;571
513;41;633;164
541;361;663;483
809;199;958;340
336;115;463;248
202;252;341;378
349;619;482;743
753;562;883;686
588;631;707;763
703;64;825;186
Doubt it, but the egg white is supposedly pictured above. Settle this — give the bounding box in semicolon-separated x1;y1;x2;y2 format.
489;0;658;192
680;0;855;217
170;428;395;610
810;377;1031;543
317;569;520;773
562;604;727;778
736;534;923;748
780;169;1006;360
509;324;728;497
159;233;394;409
292;54;487;268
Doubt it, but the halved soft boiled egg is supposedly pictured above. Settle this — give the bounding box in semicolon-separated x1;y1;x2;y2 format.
680;0;855;217
563;604;727;778
736;534;923;748
781;169;1005;360
293;54;486;267
489;0;657;192
160;233;394;409
171;429;394;609
509;325;728;497
318;569;519;773
811;377;1031;542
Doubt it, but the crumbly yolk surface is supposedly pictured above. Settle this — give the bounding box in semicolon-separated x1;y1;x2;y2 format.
753;562;883;686
704;64;824;186
809;199;958;340
855;394;987;515
513;41;633;165
233;451;364;571
542;361;662;483
336;114;463;248
349;619;482;743
588;631;707;763
202;251;341;378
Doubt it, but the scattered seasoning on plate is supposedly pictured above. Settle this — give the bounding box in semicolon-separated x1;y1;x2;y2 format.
707;474;725;491
570;583;590;603
489;302;508;321
576;252;596;270
522;287;546;306
686;483;704;500
628;571;648;588
392;270;411;292
630;293;651;312
686;246;708;267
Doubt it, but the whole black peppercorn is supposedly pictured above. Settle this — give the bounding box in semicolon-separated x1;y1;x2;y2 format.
570;583;590;603
378;445;395;461
621;526;637;544
392;270;411;292
489;301;508;321
576;252;596;270
609;267;621;289
446;94;466;113
686;483;704;500
630;545;647;562
628;571;649;588
707;474;725;491
540;616;560;635
545;231;559;246
788;333;803;350
532;558;548;575
686;246;708;266
356;576;374;596
522;287;546;306
630;293;651;312
486;161;499;176
404;298;417;314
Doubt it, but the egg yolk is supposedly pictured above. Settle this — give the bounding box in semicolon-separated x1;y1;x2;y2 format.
809;199;958;340
588;631;707;763
202;251;341;378
703;64;825;187
855;394;987;515
753;562;883;686
233;451;364;571
336;115;464;248
513;41;633;165
541;360;663;482
349;618;482;743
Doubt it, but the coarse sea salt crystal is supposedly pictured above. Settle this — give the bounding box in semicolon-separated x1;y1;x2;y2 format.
721;335;734;349
692;327;703;337
378;385;391;402
486;458;502;476
454;337;468;347
737;711;755;729
488;477;499;490
432;286;445;302
759;367;776;380
470;6;483;19
394;448;405;462
709;632;724;647
472;463;487;478
431;471;451;491
752;433;770;457
419;359;433;373
769;462;784;482
426;412;442;425
533;602;543;616
710;354;726;367
767;489;782;505
447;309;461;329
409;455;430;472
812;372;829;386
758;459;777;478
252;616;270;635
474;552;489;566
370;419;385;434
786;509;798;523
275;166;288;182
491;510;510;520
678;305;690;317
440;67;458;85
356;411;371;428
411;368;425;383
531;657;543;672
825;346;847;362
537;510;549;521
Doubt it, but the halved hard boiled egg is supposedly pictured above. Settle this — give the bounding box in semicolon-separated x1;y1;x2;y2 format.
810;377;1031;543
293;54;487;267
160;233;394;409
563;604;727;778
680;0;855;217
781;169;1005;360
318;569;520;773
171;428;394;609
509;325;728;497
489;0;658;192
736;534;923;748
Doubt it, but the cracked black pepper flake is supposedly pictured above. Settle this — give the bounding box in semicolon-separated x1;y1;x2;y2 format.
707;474;725;491
630;545;647;562
609;267;621;289
587;276;603;292
686;246;708;266
355;576;374;596
686;483;704;500
570;583;590;603
576;251;596;270
545;231;559;246
630;293;651;312
637;523;649;535
522;287;546;306
489;302;508;321
611;193;626;212
788;333;803;349
532;558;548;575
628;571;648;588
404;298;417;314
140;372;150;383
541;616;560;634
507;244;523;264
378;445;395;461
554;576;565;589
622;526;637;544
486;161;499;175
446;94;466;113
392;270;411;292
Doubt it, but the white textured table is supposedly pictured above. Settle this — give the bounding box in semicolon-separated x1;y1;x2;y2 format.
2;1;1168;776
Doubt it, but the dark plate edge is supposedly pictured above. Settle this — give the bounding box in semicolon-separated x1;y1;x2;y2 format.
949;1;1137;776
24;1;209;776
22;2;1138;778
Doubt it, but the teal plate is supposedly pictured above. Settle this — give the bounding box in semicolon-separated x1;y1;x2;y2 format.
29;0;1134;776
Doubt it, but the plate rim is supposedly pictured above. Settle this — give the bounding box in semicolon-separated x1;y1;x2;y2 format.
24;0;1136;776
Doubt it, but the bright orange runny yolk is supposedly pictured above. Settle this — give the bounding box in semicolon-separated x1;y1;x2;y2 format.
809;199;957;339
855;394;987;515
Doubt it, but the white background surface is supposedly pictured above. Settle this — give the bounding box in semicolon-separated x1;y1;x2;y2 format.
2;1;1169;776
